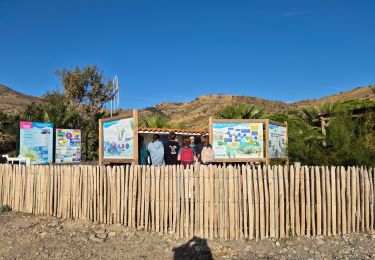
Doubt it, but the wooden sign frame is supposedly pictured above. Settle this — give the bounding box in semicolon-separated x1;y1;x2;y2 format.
208;117;288;165
209;117;268;163
99;110;138;165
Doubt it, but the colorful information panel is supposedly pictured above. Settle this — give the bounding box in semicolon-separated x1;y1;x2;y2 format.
103;118;134;159
20;121;53;164
55;129;81;163
212;122;264;159
269;124;287;158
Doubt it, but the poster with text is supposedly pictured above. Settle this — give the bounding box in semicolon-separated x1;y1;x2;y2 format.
20;121;53;164
55;129;81;163
269;124;287;158
212;122;264;159
103;118;134;159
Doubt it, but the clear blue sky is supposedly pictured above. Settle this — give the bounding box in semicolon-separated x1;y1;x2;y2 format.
1;0;374;109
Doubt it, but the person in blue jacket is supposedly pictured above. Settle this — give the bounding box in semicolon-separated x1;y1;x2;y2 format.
147;134;164;166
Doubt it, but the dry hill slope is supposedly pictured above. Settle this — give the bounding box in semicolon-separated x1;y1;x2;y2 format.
0;84;40;114
1;83;373;129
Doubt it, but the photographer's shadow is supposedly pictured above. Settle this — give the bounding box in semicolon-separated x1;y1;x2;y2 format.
172;236;213;260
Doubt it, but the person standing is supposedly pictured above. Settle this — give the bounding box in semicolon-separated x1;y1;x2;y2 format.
147;134;164;166
194;135;204;162
138;135;149;165
178;137;196;168
164;132;180;165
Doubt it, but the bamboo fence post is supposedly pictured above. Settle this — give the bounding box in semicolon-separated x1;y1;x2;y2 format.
289;166;295;236
331;166;337;236
351;167;356;233
248;165;255;240
360;167;365;232
228;165;235;239
159;166;165;233
356;167;361;232
253;166;260;240
258;165;265;239
242;165;248;239
264;165;270;238
300;166;306;236
306;166;311;236
336;167;341;234
365;168;370;232
341;167;347;234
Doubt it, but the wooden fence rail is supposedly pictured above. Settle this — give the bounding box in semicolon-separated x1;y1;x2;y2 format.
0;164;374;240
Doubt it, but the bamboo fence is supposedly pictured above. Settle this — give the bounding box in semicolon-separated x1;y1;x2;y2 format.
0;164;374;240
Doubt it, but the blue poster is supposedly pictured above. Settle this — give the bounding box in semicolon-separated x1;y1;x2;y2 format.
20;121;53;164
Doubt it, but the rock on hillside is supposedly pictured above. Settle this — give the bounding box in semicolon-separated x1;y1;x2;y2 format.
0;84;39;114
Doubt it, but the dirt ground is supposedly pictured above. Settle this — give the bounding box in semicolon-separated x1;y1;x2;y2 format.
1;211;375;259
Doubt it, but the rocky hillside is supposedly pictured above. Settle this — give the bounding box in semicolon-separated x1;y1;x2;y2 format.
0;84;39;114
1;83;374;129
138;86;375;129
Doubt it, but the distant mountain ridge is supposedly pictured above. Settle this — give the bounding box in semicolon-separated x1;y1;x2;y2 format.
1;83;374;129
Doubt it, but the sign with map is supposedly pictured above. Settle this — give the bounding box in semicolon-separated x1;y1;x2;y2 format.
20;121;53;164
212;122;264;159
269;124;287;158
55;129;81;163
102;118;134;159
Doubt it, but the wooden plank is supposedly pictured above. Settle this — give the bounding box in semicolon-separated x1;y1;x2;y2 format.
210;165;215;239
264;165;270;237
331;166;337;236
237;166;243;240
326;167;332;236
199;165;204;237
336;167;341;235
311;167;316;236
159;166;165;233
356;167;361;232
242;165;248;239
350;167;356;233
169;165;174;233
284;165;289;238
347;167;352;233
164;166;169;233
365;168;370;232
300;166;306;236
219;166;225;240
184;166;189;237
155;165;161;232
306;166;311;236
341;167;347;234
228;165;235;239
151;165;156;231
269;165;275;238
289;165;295;237
295;165;301;236
233;166;239;240
254;165;260;239
179;165;185;237
172;165;178;235
321;166;327;236
274;166;279;238
214;166;220;239
278;165;285;238
360;167;365;232
144;165;151;229
224;165;230;240
258;165;265;239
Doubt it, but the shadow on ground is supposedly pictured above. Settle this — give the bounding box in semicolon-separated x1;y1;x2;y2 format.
172;236;213;260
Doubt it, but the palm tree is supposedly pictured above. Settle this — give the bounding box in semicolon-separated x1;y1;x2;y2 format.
139;113;170;128
216;103;264;119
301;101;340;147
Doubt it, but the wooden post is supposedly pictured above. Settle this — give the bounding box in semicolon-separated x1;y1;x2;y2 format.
341;167;347;234
331;166;337;236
